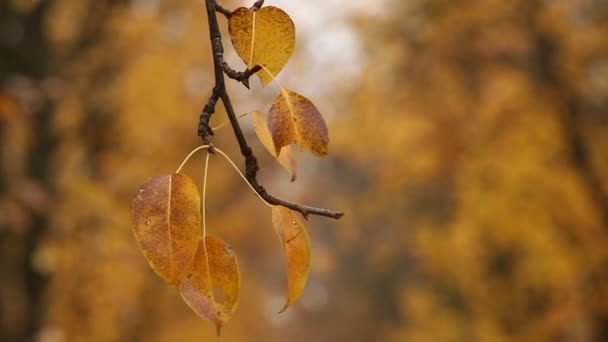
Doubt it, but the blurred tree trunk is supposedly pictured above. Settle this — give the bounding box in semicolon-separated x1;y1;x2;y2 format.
1;2;53;340
1;1;127;340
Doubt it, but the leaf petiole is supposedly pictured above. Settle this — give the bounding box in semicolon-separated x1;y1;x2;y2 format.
259;64;288;97
176;144;273;208
175;145;210;174
258;65;296;128
214;147;273;208
211;111;254;132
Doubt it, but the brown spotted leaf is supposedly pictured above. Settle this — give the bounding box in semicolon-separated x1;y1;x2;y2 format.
180;236;241;336
268;89;329;157
271;206;311;313
252;110;298;181
132;173;200;285
228;6;295;86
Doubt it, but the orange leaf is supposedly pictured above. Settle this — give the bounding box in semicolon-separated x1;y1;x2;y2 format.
180;236;241;336
228;6;295;86
132;174;200;285
268;89;329;157
252;110;298;181
271;206;311;312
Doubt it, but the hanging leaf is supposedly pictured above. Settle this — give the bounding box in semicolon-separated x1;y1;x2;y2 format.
228;6;295;86
268;89;329;157
252;110;298;181
180;236;241;336
132;173;200;285
271;206;311;313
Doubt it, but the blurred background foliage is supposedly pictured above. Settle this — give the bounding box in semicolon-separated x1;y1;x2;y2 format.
2;0;608;341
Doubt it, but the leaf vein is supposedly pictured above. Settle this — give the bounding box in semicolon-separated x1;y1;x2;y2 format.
248;11;256;67
167;176;173;279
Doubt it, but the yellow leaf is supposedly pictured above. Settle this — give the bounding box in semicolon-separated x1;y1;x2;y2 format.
252;110;298;181
228;6;295;86
268;89;329;157
180;236;241;336
271;206;311;313
131;173;200;285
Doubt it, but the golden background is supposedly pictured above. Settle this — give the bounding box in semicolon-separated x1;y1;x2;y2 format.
1;0;608;341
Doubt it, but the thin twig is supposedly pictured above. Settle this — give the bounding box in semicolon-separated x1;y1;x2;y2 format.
220;62;262;89
215;3;232;18
251;0;264;11
202;0;344;220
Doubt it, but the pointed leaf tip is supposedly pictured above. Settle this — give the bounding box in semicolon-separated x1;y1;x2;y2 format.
271;206;312;312
252;110;298;181
180;236;241;333
268;89;329;157
132;173;200;285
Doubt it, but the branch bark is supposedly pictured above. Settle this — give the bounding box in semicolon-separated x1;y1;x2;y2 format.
200;0;344;220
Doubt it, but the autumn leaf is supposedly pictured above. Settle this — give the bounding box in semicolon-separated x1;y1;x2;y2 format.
268;89;329;157
251;110;298;181
228;6;295;86
132;173;200;285
180;236;241;336
271;206;311;313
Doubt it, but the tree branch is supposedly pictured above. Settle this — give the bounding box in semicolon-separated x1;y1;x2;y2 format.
220;62;262;89
201;0;343;220
251;0;265;11
215;3;232;18
197;89;219;150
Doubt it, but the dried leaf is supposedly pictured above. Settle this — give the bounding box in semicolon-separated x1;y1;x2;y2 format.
271;206;311;313
132;173;200;285
252;110;298;181
268;89;329;157
180;236;241;336
229;6;295;86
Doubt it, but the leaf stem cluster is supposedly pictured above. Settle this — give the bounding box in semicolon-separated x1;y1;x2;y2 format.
199;0;343;220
